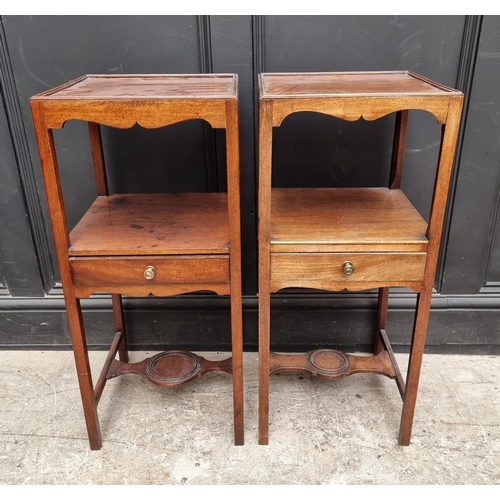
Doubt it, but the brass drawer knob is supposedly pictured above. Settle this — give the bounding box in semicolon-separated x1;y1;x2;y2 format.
143;265;156;280
342;261;354;276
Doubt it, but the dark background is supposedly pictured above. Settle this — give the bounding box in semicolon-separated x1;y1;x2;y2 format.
0;16;499;353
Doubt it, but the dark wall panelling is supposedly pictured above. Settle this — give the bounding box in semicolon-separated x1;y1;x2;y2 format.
0;296;236;350
197;15;219;193
0;19;52;295
486;196;500;284
210;15;257;294
99;16;212;198
443;16;500;293
479;19;500;286
0;93;45;297
1;294;499;355
268;292;500;354
435;16;482;289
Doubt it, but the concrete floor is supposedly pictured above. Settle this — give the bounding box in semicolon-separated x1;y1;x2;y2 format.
1;350;499;485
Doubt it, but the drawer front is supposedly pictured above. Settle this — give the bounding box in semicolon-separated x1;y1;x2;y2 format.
70;256;229;287
271;253;426;283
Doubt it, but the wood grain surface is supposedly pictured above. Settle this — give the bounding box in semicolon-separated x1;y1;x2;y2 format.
257;70;464;447
271;252;426;283
69;193;230;256
70;255;230;298
259;71;461;125
271;188;428;252
30;73;244;448
31;74;238;129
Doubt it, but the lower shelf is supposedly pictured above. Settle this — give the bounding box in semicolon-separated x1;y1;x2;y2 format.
268;329;406;400
269;349;396;378
107;350;233;388
93;331;233;404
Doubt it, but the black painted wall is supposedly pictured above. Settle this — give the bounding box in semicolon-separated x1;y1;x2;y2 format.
0;15;499;353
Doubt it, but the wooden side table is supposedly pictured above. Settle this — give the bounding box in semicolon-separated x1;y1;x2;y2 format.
30;74;244;449
257;71;463;445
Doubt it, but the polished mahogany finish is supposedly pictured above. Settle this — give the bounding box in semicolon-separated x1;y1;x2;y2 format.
258;71;463;446
30;74;244;449
69;193;231;256
108;350;234;388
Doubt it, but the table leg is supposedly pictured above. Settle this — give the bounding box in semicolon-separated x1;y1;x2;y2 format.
230;277;244;446
375;287;389;354
112;294;128;363
66;294;102;450
398;286;433;445
258;278;271;445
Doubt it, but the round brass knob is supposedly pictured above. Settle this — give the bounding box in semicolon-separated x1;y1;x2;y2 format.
143;265;156;280
342;261;354;276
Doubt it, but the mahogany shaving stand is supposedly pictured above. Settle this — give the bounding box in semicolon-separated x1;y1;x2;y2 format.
257;71;463;445
30;74;244;449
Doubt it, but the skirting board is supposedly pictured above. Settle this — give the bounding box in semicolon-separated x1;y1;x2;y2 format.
0;291;499;354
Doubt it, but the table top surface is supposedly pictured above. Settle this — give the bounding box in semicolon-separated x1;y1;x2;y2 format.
31;74;238;101
259;71;462;99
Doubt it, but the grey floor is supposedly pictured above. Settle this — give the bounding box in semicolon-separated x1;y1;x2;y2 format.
1;350;499;485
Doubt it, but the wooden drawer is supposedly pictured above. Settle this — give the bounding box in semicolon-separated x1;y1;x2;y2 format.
70;255;229;290
271;252;426;283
